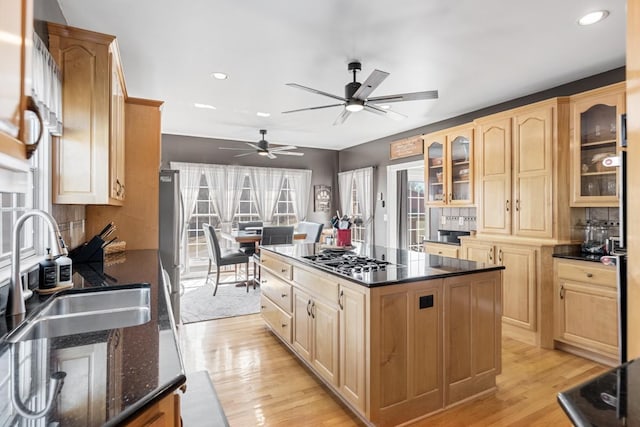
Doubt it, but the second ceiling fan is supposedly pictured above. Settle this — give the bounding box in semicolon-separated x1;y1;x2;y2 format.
283;61;439;125
219;129;303;159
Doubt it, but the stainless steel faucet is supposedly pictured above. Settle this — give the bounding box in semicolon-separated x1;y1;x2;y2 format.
8;209;68;316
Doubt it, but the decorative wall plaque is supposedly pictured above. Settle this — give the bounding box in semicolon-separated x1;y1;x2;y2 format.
390;136;424;160
314;185;331;212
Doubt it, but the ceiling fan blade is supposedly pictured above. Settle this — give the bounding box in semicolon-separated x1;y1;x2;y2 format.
364;104;407;121
282;103;344;114
273;151;304;156
286;83;346;102
266;152;277;159
352;69;389;100
245;142;261;149
269;145;298;152
367;90;439;103
233;152;256;158
333;108;351;126
219;147;255;151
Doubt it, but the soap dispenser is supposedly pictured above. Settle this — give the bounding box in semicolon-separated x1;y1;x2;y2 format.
39;248;57;289
55;243;73;286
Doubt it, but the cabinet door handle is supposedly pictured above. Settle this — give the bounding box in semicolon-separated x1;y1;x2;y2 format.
437;251;442;255
261;305;266;309
261;279;267;284
498;249;503;263
24;96;44;159
515;199;520;211
506;200;510;212
306;300;312;317
586;273;593;278
281;323;287;328
281;268;287;273
489;248;493;262
311;302;316;319
560;285;565;300
281;293;287;298
338;290;344;310
448;193;453;203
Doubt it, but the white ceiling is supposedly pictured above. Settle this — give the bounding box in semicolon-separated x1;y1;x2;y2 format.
57;0;626;151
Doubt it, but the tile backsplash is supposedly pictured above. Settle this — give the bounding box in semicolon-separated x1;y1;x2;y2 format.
429;207;477;239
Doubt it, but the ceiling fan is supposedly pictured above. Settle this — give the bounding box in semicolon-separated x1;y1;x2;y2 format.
283;61;438;125
219;129;303;159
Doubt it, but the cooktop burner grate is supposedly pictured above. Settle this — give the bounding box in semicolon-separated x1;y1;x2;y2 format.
302;251;393;275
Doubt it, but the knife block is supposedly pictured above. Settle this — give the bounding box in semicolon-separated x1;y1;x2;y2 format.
69;235;104;264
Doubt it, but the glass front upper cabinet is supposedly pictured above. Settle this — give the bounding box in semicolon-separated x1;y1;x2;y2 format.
423;123;473;207
570;83;625;207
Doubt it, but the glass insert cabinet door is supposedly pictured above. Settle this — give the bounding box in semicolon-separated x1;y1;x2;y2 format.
423;124;473;206
571;85;625;207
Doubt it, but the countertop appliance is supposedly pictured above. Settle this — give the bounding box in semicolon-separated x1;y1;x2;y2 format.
159;169;183;322
302;251;394;276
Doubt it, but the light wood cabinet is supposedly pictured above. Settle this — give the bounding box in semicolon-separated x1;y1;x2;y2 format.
0;0;33;160
292;281;340;386
124;392;181;427
424;242;459;258
423;123;474;206
553;258;618;365
569;82;626;207
48;23;127;205
461;239;540;346
443;272;501;405
475;99;571;241
338;283;367;412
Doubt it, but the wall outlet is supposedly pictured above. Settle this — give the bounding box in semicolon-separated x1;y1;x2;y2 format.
441;216;447;226
458;216;464;226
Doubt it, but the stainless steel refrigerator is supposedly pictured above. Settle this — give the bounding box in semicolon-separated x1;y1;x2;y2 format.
159;169;182;322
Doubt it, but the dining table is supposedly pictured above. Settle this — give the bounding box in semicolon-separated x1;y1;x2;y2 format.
221;229;307;244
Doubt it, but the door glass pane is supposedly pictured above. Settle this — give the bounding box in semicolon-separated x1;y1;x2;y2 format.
579;104;617;197
427;142;444;202
450;136;470;201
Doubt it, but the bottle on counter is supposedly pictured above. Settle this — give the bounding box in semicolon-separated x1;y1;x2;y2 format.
39;248;58;289
55;247;73;286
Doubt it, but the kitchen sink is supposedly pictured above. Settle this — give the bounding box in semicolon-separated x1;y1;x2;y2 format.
6;286;151;343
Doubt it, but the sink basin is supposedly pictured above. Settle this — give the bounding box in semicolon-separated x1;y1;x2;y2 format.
6;286;151;343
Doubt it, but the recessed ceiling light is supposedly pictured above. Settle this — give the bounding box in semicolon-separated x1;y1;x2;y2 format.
211;72;228;80
577;10;609;26
194;103;216;110
256;112;271;117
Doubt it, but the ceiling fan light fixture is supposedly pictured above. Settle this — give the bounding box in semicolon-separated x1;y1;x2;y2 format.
345;101;364;112
577;10;609;26
256;111;271;117
258;151;269;156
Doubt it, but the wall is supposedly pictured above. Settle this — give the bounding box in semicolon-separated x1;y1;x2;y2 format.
339;67;626;247
161;134;339;226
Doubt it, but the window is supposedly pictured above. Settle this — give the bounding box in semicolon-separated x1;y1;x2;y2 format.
185;173;221;273
234;175;260;224
273;177;297;226
407;181;425;252
350;181;365;243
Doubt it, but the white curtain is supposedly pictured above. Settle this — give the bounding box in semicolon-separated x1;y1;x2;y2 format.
288;170;312;221
338;170;354;217
354;167;374;243
31;32;62;135
204;165;243;232
249;168;285;224
170;162;203;264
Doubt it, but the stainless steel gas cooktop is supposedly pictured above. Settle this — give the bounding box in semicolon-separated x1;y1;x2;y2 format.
302;250;398;276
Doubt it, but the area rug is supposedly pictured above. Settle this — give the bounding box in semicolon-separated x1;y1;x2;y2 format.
180;278;261;324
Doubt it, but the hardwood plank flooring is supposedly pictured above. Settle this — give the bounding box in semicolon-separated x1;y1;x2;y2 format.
178;314;608;426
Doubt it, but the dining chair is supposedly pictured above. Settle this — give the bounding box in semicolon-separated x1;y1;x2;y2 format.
238;221;263;256
295;221;324;243
203;223;251;295
252;226;294;286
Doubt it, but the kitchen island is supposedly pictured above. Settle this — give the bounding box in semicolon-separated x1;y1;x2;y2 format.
259;243;504;427
0;250;185;427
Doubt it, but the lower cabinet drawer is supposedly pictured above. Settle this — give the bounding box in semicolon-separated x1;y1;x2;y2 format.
424;243;459;258
556;259;616;288
261;295;292;343
261;269;293;313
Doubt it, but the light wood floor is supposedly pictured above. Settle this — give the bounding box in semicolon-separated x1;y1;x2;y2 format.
178;314;608;426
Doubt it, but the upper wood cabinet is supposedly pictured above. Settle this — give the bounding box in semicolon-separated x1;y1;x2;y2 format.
569;82;625;207
423;123;474;206
0;0;33;160
475;98;571;241
48;23;127;205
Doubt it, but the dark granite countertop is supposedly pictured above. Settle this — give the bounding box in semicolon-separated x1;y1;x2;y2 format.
0;250;185;427
558;358;640;426
261;243;504;287
552;252;605;263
